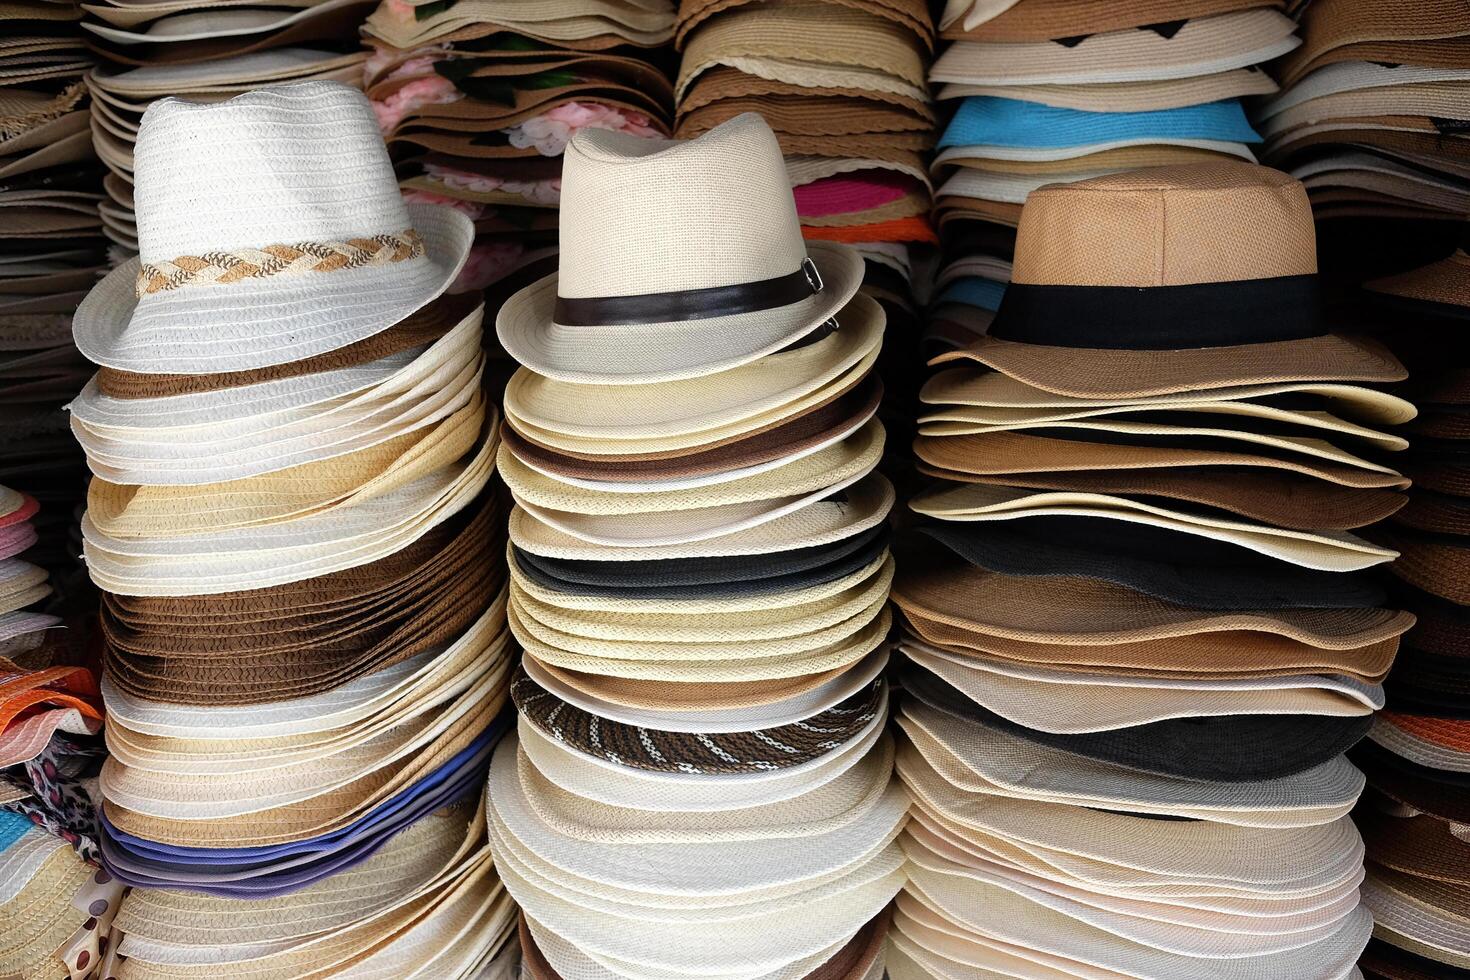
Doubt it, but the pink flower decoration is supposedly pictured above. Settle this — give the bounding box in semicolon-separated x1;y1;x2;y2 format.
504;101;662;156
418;166;564;206
372;74;460;132
364;44;449;85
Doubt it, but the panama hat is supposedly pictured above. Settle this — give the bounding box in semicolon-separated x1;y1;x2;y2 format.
931;163;1406;397
71;82;471;375
497;112;862;384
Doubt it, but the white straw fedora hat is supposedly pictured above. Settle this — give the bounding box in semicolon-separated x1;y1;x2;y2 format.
72;80;473;374
496;112;863;385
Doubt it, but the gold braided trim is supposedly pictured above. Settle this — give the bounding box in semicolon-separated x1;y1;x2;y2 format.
134;228;426;298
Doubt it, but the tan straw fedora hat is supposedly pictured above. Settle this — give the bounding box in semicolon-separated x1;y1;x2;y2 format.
497;112;862;384
931;163;1407;398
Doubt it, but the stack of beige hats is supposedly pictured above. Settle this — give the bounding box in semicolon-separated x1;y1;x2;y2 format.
1259;0;1470;221
81;0;370;257
888;164;1415;979
490;112;904;978
924;0;1299;357
64;81;516;976
1;0;108;588
361;0;675;312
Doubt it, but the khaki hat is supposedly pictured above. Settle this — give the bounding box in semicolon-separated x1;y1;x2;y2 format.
939;69;1280;114
932;164;1407;398
911;483;1398;571
914;430;1413;490
944;0;1280;40
1276;0;1470;87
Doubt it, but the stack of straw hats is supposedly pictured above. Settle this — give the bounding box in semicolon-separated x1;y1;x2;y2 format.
0;485;65;668
81;1;371;258
887;163;1417;978
63;81;517;975
489;112;906;978
361;0;676;312
1345;235;1470;978
0;810;125;978
672;0;938;431
925;0;1300;356
1;1;108;583
1259;0;1470;222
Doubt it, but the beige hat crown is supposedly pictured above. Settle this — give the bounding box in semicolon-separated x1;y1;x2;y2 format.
1013;162;1319;288
555;112;809;300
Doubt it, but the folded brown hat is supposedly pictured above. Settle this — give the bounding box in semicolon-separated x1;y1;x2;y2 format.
94;292;480;399
914;431;1411;490
679;65;934;120
678;96;933;140
914;464;1407;531
894;555;1415;648
1358;806;1470;887
1276;0;1470;87
1376;527;1470;605
902;622;1399;682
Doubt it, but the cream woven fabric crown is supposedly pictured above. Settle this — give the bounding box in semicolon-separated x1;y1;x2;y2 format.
72;81;473;375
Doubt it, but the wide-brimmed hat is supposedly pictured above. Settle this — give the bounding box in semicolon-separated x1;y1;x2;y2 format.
931;163;1407;397
1275;0;1470;87
944;0;1282;41
1366;231;1470;321
497;112;862;385
72;81;473;375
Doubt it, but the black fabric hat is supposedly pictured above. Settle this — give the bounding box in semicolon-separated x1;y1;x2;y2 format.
912;519;1388;611
900;661;1373;783
510;524;890;599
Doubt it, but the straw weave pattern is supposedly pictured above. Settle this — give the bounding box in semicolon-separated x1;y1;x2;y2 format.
133;229;425;297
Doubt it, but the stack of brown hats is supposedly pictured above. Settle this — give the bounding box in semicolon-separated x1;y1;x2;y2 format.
887;163;1416;979
924;0;1297;359
1346;232;1470;979
80;0;372;257
489;113;905;978
1;0;107;587
361;0;675;318
673;0;938;439
1259;0;1470;223
63;82;517;976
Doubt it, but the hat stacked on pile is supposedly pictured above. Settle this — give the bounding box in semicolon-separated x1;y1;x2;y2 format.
1259;0;1470;222
361;0;676;313
488;112;905;979
924;0;1300;356
0;485;64;668
2;0;108;583
80;0;372;259
887;163;1417;979
65;81;518;976
673;0;938;432
1342;234;1470;978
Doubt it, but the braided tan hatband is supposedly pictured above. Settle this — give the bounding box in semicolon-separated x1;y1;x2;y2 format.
134;229;425;298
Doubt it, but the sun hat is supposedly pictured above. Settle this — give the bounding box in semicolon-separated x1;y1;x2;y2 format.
935;10;1297;85
934;98;1260;165
944;0;1282;41
1366;232;1470;321
911;520;1388;609
931;163;1407;397
72;82;472;374
915;430;1413;490
508;470;894;561
1275;0;1470;87
894;556;1416;647
897;700;1364;827
509;521;890;597
911;484;1399;571
902;661;1375;782
496;112;862;384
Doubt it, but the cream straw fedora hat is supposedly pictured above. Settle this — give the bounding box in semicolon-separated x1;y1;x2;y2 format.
497;112;862;385
72;81;473;374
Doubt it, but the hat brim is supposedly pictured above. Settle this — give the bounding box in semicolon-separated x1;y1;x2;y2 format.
496;240;863;385
932;333;1406;398
73;202;474;374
